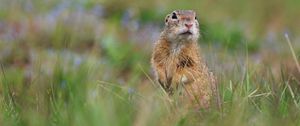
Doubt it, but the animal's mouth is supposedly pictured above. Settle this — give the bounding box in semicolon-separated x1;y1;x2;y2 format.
180;31;193;35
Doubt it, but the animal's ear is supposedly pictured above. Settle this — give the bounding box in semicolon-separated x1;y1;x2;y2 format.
165;14;170;24
194;11;197;20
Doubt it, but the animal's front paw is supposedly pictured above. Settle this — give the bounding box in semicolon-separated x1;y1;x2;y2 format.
180;75;194;84
181;75;188;83
158;79;173;94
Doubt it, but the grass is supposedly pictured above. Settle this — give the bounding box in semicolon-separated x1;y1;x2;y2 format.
1;0;300;126
285;33;300;73
1;40;299;126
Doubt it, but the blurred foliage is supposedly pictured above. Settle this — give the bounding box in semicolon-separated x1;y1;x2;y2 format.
101;35;143;71
0;0;300;126
200;22;260;52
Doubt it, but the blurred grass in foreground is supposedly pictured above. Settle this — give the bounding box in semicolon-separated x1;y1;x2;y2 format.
0;0;300;126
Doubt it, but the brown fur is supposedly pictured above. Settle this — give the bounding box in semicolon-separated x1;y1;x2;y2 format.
151;10;218;109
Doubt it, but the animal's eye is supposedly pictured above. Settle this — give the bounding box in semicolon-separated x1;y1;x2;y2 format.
195;16;197;20
171;13;177;19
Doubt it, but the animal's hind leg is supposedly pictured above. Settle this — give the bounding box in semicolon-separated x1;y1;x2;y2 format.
183;81;212;109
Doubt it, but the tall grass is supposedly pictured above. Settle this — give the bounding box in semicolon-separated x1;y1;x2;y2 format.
1;46;299;126
1;0;300;126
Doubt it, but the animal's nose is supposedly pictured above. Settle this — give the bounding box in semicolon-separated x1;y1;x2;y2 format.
185;23;193;29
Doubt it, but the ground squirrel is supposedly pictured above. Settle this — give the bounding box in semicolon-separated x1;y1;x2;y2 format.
151;10;218;109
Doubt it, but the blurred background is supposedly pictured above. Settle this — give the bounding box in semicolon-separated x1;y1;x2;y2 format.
0;0;300;126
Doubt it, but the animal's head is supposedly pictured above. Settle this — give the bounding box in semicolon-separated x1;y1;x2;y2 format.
164;10;200;42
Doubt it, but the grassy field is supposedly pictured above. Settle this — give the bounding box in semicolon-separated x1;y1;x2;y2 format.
0;0;300;126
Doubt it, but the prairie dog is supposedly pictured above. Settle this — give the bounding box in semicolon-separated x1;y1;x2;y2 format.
151;10;218;108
